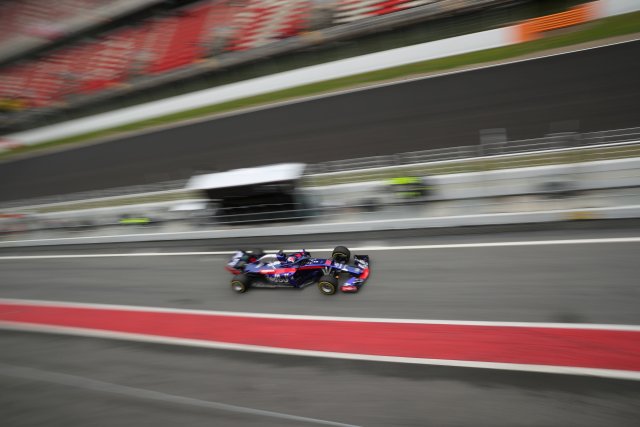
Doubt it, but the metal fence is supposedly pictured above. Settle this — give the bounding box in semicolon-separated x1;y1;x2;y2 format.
3;186;640;240
306;127;640;175
2;126;639;211
0;179;189;210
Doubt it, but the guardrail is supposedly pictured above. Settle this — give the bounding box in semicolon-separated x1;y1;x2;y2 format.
182;188;640;227
305;127;640;178
3;187;640;246
0;179;190;210
3;156;638;238
2;126;639;212
103;188;640;228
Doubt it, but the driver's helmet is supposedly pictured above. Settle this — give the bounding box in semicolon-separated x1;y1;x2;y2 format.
286;252;305;263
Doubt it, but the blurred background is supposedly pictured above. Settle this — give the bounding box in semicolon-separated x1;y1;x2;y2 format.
1;0;639;426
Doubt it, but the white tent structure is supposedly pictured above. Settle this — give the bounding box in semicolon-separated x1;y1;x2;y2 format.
186;163;306;191
185;163;309;224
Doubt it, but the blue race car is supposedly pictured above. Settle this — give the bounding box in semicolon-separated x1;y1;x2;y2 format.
225;246;370;295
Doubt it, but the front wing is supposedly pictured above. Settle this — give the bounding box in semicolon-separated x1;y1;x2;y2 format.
340;255;370;293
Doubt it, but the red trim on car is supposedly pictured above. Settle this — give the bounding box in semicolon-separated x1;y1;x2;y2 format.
225;266;241;275
260;268;297;275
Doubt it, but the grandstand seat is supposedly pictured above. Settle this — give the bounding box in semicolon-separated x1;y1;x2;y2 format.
200;1;245;55
0;0;443;113
333;0;435;24
146;3;213;74
228;0;313;51
0;0;118;49
78;28;143;93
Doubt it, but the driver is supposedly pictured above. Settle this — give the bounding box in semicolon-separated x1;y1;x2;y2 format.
276;250;307;264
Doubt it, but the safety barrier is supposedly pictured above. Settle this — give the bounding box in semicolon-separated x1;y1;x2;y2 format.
3;201;640;247
2;126;639;212
2;153;639;240
306;127;640;177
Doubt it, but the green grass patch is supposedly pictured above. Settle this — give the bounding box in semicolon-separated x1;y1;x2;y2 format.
3;11;640;160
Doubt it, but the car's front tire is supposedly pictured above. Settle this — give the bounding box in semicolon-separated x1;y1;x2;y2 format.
318;275;338;295
332;246;351;263
231;274;251;293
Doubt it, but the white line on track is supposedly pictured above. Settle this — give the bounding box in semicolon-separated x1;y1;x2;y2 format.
2;298;639;331
1;236;640;260
1;322;639;382
0;362;360;427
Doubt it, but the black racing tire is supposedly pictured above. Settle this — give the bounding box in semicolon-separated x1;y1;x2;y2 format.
332;246;351;263
231;274;251;293
318;275;338;296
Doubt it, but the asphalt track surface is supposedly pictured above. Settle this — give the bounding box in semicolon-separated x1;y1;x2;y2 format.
1;229;640;426
2;40;640;201
2;230;640;324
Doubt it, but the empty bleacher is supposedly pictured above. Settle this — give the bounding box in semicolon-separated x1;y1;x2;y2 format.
333;0;438;24
227;0;313;51
0;0;315;109
0;0;452;111
0;0;119;47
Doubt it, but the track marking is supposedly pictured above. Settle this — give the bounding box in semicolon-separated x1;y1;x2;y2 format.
0;362;359;427
2;322;639;382
1;299;639;381
2;298;640;331
1;236;640;260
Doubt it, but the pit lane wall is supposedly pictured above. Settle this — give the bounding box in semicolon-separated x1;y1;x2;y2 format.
2;156;639;248
3;205;640;248
2;0;639;151
309;157;640;206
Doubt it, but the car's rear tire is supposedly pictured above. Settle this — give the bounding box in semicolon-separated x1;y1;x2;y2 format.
318;275;338;295
231;274;251;293
332;246;351;263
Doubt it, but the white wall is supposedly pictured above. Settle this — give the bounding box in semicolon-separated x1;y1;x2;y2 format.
309;157;640;204
598;0;640;17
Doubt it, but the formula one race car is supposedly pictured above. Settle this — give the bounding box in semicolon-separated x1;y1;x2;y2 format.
225;246;370;295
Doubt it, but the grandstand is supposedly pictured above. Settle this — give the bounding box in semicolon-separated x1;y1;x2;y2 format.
0;0;168;64
0;0;111;48
333;0;440;23
0;0;588;132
